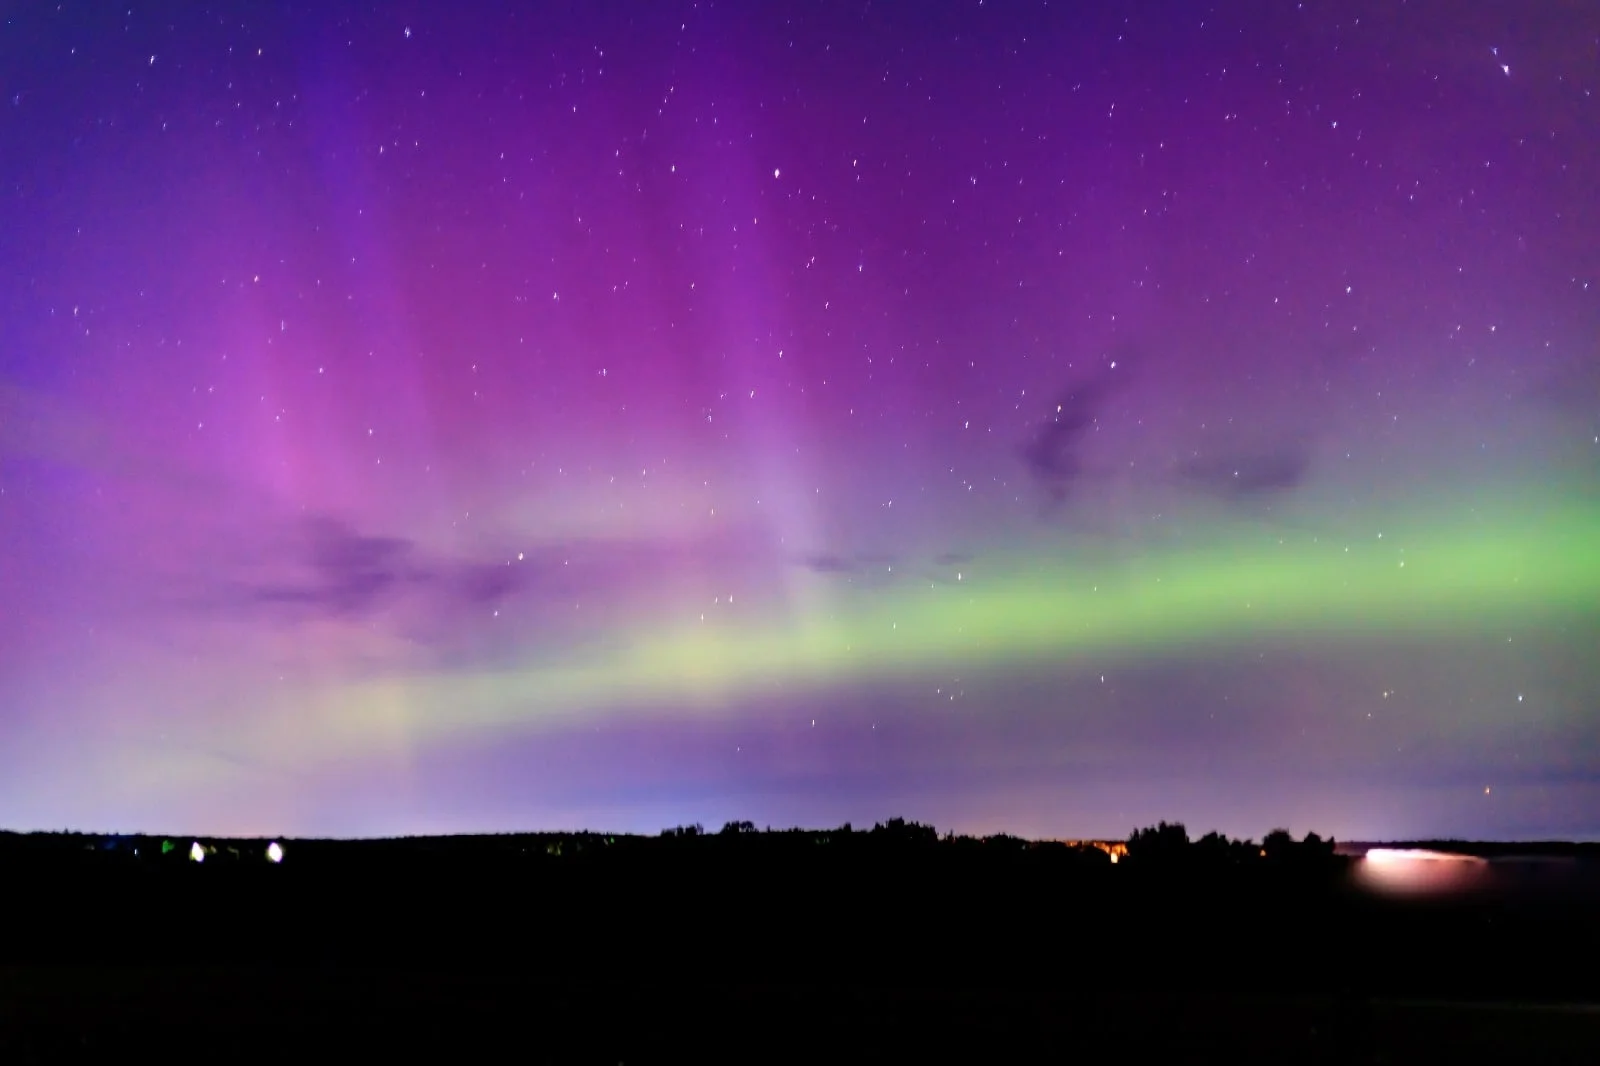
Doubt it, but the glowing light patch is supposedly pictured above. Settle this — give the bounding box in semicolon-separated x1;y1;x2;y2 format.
1357;848;1490;896
1365;848;1486;865
189;841;205;863
266;841;284;863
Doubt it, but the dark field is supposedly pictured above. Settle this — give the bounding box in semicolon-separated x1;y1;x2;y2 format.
4;968;1599;1063
3;832;1598;1062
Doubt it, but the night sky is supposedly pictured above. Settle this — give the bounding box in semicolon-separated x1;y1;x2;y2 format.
1;2;1596;841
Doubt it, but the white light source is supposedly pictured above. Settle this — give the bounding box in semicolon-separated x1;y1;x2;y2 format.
1358;848;1489;897
266;841;284;864
189;842;205;863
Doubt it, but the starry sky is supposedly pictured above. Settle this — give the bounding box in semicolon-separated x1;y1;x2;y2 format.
1;1;1596;841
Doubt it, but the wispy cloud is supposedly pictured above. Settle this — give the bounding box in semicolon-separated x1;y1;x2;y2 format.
195;515;789;650
1174;444;1312;501
1018;362;1314;521
798;553;860;575
796;549;976;589
1018;374;1122;510
190;515;539;644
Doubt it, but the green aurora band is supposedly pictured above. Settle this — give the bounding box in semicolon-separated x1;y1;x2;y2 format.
240;498;1600;770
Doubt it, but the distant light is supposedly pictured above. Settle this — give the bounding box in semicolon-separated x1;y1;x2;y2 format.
1358;848;1490;897
189;842;205;863
1108;852;1118;864
1365;848;1484;865
266;842;284;864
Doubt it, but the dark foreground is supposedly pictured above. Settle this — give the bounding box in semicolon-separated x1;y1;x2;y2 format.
3;834;1598;1061
4;967;1599;1063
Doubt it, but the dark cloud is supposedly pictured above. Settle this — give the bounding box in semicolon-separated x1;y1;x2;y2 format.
1018;355;1316;520
800;553;858;574
1018;370;1129;511
203;516;800;644
297;516;415;613
219;515;525;620
799;551;976;585
234;517;417;616
1173;446;1312;501
796;551;905;576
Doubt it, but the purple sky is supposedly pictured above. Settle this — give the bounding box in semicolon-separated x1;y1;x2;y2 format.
1;1;1596;841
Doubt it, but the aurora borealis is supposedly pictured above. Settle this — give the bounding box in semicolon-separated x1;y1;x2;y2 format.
1;2;1596;840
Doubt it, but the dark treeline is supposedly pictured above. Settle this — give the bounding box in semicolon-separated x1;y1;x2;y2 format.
0;817;1346;873
12;819;1595;870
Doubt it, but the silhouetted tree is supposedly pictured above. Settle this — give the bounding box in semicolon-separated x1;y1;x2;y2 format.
1193;830;1262;865
1263;828;1295;860
661;824;704;838
1126;821;1190;864
1262;828;1340;871
870;817;939;846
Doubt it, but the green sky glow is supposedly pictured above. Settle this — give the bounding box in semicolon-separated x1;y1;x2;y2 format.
225;498;1600;772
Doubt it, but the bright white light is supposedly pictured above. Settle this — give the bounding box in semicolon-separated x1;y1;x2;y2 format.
266;842;284;863
189;842;205;863
1358;848;1489;897
1365;848;1485;864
